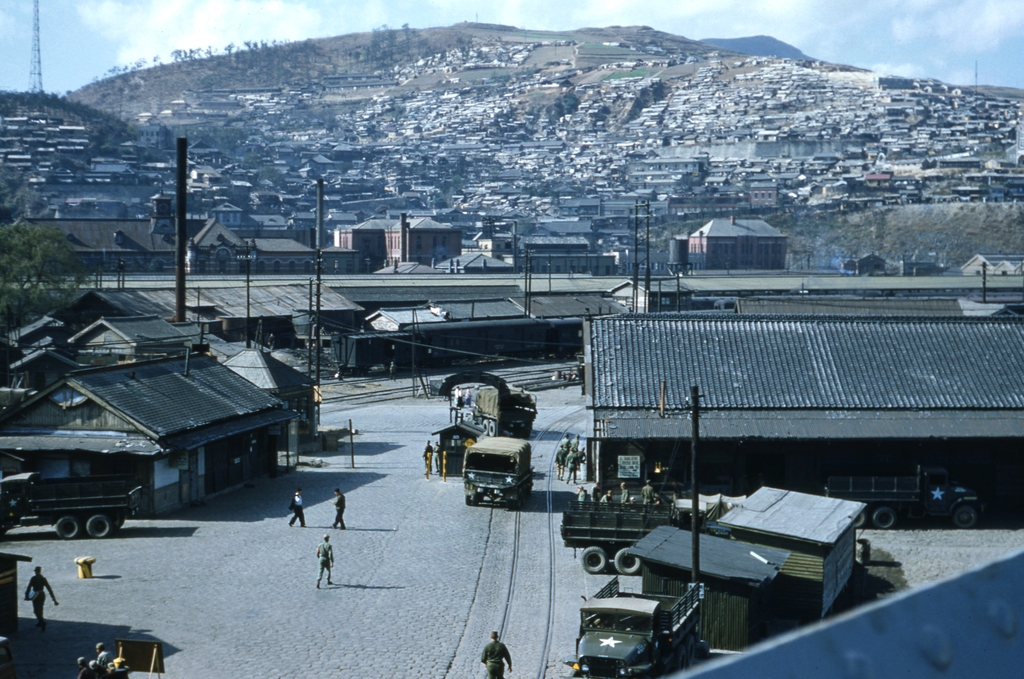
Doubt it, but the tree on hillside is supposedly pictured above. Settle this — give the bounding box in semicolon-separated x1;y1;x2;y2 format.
0;224;87;325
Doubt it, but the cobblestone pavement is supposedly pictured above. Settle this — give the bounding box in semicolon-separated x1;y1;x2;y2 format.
10;384;1024;677
7;387;590;679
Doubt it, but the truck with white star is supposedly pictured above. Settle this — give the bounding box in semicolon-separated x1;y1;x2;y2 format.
826;465;982;529
565;576;703;678
462;436;533;509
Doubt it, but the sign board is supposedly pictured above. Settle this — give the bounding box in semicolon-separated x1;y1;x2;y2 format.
115;639;165;674
169;452;188;470
617;455;641;479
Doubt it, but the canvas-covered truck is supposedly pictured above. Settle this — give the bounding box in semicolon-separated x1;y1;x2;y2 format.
471;385;537;438
565;576;703;678
561;502;676;575
0;473;142;540
463;437;533;509
826;466;982;529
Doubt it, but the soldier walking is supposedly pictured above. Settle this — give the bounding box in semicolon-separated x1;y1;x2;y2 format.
423;441;434;480
555;436;570;480
480;631;512;679
641;479;656;505
24;566;58;632
565;448;580;484
316;534;334;589
332;488;346;529
288;488;306;527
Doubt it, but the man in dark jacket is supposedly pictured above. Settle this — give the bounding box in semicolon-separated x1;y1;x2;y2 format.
332;488;346;529
288;488;306;527
480;631;512;679
25;566;58;631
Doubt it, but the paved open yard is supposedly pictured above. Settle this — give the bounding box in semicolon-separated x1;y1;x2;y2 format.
7;386;1024;677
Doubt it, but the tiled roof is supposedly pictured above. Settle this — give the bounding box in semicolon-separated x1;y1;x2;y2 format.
690;218;784;238
70;356;283;438
628;525;789;585
223;349;313;391
590;315;1024;410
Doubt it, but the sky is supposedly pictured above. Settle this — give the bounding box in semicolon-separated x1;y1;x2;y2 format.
1;0;1024;95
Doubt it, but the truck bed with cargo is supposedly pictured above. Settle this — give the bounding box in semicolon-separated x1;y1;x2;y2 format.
561;501;676;575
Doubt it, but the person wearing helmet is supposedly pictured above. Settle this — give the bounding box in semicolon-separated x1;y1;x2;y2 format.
316;534;334;589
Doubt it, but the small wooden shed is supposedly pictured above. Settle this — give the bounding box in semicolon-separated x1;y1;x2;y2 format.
628;525;789;651
430;421;485;477
715;487;865;620
0;552;32;635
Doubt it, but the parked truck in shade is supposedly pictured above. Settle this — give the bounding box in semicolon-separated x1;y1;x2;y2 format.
826;466;981;529
561;501;676;575
471;385;537;438
565;576;703;678
0;473;142;540
463;437;533;509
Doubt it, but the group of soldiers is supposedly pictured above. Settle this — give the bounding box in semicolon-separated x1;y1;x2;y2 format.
576;479;663;506
555;434;584;483
422;440;451;480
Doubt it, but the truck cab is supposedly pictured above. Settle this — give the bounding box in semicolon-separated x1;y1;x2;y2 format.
919;466;977;518
463;437;533;509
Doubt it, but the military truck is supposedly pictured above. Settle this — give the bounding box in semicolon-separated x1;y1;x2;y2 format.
0;473;142;540
565;576;703;678
471;385;537;438
826;466;982;529
561;501;676;575
463;437;533;509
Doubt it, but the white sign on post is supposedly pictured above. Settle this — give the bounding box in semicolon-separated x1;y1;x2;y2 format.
618;455;641;479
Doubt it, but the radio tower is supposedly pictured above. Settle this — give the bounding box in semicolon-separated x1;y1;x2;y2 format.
30;0;43;92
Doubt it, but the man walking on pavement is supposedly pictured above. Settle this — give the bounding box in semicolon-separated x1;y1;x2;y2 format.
25;566;58;631
480;630;512;679
423;441;434;480
555;435;570;481
288;488;306;527
332;488;346;529
316;534;334;588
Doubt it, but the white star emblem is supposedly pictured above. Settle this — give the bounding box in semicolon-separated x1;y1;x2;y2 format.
9;499;17;507
599;637;621;648
931;487;944;500
467;472;476;480
505;476;515;484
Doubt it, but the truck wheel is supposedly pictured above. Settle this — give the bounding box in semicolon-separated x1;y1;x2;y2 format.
55;515;83;539
871;506;897;529
614;548;642;575
952;505;978;529
86;514;114;538
485;420;496;437
581;546;608;574
465;495;473;506
852;509;867;529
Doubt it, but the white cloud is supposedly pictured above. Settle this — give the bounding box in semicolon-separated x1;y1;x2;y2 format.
77;0;329;64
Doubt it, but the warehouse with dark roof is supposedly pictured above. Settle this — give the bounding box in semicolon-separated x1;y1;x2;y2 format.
583;314;1024;508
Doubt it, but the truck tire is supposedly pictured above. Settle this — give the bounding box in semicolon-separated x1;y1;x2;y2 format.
871;506;897;529
581;546;608;574
465;495;473;506
614;548;642;575
485;420;496;437
952;504;978;529
86;514;114;538
852;509;867;529
55;515;83;539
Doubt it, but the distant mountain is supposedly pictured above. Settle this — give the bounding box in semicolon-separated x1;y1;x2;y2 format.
700;35;811;61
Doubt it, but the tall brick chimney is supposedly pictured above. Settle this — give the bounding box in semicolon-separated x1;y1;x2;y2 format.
400;213;410;263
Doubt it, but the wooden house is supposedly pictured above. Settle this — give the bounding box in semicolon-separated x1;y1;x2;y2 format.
628;525;789;651
715;488;865;620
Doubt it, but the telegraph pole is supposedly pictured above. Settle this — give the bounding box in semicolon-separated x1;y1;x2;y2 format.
30;0;43;92
690;385;701;586
237;241;254;348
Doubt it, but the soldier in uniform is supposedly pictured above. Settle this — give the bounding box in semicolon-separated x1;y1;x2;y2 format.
601;489;613;503
641;479;656;505
332;488;346;529
25;566;58;631
566;448;580;484
555;435;570;480
592;484;602;503
620;482;630;504
480;631;512;679
435;441;443;474
576;486;589;502
316;534;334;588
423;441;434;480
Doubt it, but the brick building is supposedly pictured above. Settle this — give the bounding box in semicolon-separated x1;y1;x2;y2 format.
688;217;787;270
333;214;461;270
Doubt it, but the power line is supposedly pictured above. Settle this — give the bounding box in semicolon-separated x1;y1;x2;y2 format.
30;0;43;93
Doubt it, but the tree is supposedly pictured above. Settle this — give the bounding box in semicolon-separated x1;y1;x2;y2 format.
0;224;87;325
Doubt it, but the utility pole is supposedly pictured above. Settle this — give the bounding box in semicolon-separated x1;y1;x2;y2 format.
632;200;651;311
306;278;313;374
237;240;254;348
315;179;324;428
690;385;701;587
30;0;42;92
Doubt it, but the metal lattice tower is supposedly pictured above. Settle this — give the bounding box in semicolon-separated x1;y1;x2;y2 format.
30;0;43;92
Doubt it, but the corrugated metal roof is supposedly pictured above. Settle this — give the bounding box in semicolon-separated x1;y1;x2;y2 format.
0;433;162;455
591;315;1024;410
512;295;627;318
431;299;523;320
88;284;362;318
690;218;784;239
222;349;313;391
735;297;964;316
70;356;284;439
335;284;522;304
717;488;865;545
592;409;1024;440
628;525;789;585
